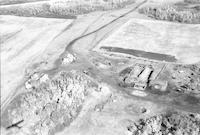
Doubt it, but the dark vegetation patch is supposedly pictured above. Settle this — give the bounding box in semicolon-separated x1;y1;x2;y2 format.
138;3;200;24
0;3;77;19
170;64;200;94
1;71;98;135
184;0;200;4
0;0;136;18
127;111;200;135
0;0;48;6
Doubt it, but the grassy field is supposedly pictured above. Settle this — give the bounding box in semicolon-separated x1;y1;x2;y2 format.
96;18;200;64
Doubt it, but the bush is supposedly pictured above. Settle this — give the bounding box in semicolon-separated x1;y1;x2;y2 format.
139;5;200;24
0;0;136;18
1;71;97;135
127;111;200;135
184;0;200;4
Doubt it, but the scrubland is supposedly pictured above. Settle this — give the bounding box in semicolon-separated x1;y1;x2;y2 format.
139;4;200;24
0;0;136;18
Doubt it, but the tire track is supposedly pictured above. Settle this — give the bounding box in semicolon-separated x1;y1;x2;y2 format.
63;0;147;53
